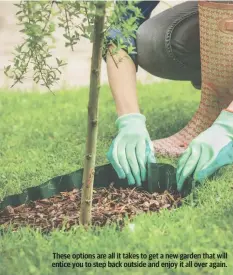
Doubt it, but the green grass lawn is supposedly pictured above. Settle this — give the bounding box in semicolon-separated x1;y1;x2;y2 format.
0;81;233;275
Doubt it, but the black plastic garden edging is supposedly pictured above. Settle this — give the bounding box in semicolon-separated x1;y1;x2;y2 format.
0;163;193;210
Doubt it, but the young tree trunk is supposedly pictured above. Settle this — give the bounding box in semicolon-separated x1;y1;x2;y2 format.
79;2;106;226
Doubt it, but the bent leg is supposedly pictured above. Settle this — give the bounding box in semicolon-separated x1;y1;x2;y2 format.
137;1;201;86
136;1;233;157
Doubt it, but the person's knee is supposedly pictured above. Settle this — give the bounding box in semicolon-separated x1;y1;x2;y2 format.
169;14;201;70
136;15;201;81
136;19;167;77
136;1;200;81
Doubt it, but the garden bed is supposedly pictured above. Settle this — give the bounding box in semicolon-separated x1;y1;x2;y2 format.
0;183;181;233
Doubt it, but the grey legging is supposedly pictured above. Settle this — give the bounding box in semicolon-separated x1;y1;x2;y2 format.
136;1;201;89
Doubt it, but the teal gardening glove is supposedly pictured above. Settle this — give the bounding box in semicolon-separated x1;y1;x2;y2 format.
177;110;233;191
107;113;156;186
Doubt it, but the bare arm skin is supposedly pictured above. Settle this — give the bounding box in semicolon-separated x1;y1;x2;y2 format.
106;45;140;117
227;100;233;111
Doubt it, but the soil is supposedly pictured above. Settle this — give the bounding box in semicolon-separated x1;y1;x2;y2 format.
0;184;181;233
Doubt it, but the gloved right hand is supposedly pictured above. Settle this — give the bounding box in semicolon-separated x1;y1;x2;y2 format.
106;113;156;186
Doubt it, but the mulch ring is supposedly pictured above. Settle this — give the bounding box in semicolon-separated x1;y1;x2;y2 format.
0;183;182;233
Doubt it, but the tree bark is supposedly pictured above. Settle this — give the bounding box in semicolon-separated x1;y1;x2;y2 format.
79;2;106;226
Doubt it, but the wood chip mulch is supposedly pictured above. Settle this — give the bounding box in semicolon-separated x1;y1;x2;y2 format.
0;183;182;233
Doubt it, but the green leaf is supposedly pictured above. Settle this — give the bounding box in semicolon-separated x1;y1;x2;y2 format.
15;46;22;53
59;62;67;67
63;34;71;40
33;76;40;83
56;58;62;66
65;42;71;47
4;65;11;72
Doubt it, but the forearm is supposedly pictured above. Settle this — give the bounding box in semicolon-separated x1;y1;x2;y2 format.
106;45;140;117
227;99;233;112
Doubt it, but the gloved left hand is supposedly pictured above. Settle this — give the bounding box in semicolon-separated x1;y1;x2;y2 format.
176;110;233;192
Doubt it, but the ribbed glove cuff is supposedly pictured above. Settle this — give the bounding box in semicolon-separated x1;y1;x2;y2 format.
115;113;146;129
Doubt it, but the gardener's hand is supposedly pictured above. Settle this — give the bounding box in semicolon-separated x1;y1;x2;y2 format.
107;113;156;186
176;110;233;191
